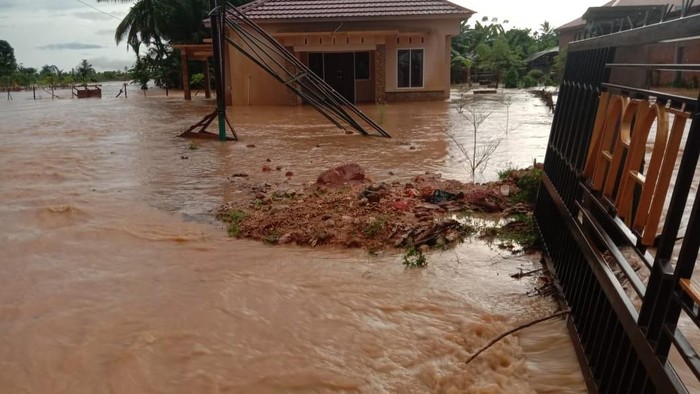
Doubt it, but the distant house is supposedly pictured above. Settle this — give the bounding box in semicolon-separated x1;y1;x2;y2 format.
526;47;559;75
555;0;700;88
226;0;474;105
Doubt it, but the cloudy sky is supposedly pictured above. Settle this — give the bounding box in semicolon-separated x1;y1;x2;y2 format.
0;0;603;71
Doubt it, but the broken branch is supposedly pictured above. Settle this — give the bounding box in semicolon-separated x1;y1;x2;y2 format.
465;309;571;365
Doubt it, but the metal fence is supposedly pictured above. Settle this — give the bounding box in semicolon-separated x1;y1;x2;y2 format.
535;9;700;393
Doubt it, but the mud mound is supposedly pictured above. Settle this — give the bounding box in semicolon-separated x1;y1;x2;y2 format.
218;164;539;251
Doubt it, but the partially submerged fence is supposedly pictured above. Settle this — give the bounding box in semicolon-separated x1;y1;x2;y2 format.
535;7;700;393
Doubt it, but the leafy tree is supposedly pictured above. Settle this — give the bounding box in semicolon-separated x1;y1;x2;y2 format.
130;56;151;90
450;19;560;87
145;43;180;93
0;40;17;77
476;35;520;88
76;59;96;83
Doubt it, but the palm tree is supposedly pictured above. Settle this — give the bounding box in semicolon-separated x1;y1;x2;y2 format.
76;59;95;83
97;0;254;51
539;21;553;38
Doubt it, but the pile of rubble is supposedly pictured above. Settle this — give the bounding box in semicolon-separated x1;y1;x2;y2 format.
218;163;538;251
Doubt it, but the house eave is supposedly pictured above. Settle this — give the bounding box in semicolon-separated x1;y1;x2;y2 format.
249;13;474;24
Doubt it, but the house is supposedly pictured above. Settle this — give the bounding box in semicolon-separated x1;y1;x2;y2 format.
526;47;559;75
226;0;474;105
555;0;700;88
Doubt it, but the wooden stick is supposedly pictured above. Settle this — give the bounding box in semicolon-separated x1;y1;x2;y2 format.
465;310;571;365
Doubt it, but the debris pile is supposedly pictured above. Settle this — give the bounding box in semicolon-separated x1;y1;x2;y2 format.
218;163;541;251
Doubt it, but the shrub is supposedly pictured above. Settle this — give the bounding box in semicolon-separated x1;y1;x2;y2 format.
403;246;428;268
504;68;519;88
514;167;543;204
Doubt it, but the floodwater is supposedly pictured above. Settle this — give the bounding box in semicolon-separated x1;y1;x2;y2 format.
0;83;585;393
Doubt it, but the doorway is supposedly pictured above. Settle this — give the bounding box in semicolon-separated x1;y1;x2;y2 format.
308;52;356;103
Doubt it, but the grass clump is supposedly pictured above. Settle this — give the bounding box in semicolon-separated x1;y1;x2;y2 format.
263;230;281;245
221;209;248;238
480;213;539;251
188;143;199;150
403;245;428;268
513;167;543;204
363;216;387;238
497;167;517;181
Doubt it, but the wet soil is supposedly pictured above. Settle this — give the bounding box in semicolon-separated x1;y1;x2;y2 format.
218;165;540;253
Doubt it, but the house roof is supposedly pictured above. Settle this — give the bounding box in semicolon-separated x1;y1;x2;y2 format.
555;0;686;31
237;0;475;21
526;46;559;63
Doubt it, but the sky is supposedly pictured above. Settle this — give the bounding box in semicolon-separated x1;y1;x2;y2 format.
0;0;604;72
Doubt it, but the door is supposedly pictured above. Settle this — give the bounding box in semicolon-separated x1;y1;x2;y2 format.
322;52;355;103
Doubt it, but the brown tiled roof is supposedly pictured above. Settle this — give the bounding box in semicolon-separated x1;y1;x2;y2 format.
238;0;474;20
555;0;686;31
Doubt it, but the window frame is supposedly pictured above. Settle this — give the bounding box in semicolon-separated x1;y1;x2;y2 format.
396;48;425;89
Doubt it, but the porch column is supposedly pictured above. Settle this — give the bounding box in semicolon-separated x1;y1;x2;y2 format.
181;51;191;100
374;44;387;104
204;60;211;99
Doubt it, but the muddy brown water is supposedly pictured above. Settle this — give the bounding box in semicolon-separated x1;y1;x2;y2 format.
0;83;584;393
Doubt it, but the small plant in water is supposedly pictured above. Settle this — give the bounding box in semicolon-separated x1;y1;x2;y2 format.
403;245;428;268
188;142;199;150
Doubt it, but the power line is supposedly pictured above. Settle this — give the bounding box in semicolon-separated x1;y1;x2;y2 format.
75;0;122;21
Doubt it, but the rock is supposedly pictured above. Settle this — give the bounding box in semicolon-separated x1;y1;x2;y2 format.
445;232;459;243
409;146;416;150
391;200;410;212
266;158;272;162
325;219;336;228
255;192;266;200
273;189;286;198
405;188;420;198
246;144;256;148
321;214;332;221
262;165;272;172
285;189;296;197
316;144;321;148
180;155;188;160
278;233;293;244
500;185;511;196
316;163;366;186
276;166;283;171
270;205;289;214
367;183;387;192
231;173;249;178
419;244;430;253
359;198;369;206
365;191;381;204
285;171;294;177
389;171;395;176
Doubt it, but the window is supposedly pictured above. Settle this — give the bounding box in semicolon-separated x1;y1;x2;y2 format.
397;49;423;88
355;52;370;80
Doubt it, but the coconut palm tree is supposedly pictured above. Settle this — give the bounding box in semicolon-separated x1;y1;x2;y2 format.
76;59;96;83
97;0;254;51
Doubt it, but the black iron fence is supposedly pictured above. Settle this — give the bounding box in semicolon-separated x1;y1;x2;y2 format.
535;10;700;393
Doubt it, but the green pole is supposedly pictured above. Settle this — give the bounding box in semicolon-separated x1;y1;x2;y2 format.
210;0;228;141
